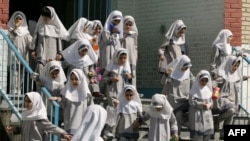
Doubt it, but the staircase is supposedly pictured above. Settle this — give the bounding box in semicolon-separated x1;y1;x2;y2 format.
0;29;61;141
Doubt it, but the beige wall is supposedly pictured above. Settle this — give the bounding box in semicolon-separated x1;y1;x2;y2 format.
242;0;250;44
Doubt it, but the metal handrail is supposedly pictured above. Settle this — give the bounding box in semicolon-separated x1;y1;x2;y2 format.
232;46;250;116
0;29;60;140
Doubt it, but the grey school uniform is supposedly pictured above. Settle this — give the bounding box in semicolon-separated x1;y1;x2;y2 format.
143;112;178;141
102;71;125;106
210;46;242;78
61;98;88;135
162;74;195;134
121;33;138;87
32;29;62;72
8;31;32;93
116;104;142;141
158;39;183;73
212;76;248;137
99;31;121;70
189;96;214;140
18;119;67;141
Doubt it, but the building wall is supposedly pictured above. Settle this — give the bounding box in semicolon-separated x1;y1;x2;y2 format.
0;0;9;29
113;0;224;89
242;0;250;45
224;0;242;46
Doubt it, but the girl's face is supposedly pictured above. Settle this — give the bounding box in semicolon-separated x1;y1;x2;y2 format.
112;19;121;25
82;24;90;33
125;21;133;31
50;70;59;80
125;90;134;101
199;78;208;87
93;25;102;35
227;35;233;44
117;54;127;65
155;107;162;112
79;49;88;57
232;62;240;72
70;73;80;86
181;66;189;71
176;28;186;37
24;96;33;110
15;16;23;25
42;16;51;24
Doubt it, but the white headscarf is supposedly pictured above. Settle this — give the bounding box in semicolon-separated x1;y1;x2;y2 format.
217;56;242;82
39;60;67;90
22;92;47;121
190;70;213;99
8;11;30;36
87;20;103;36
64;17;92;41
61;38;98;68
71;104;107;141
61;69;91;102
167;55;192;81
123;15;138;36
103;10;123;38
212;29;233;55
165;19;186;45
117;85;142;114
148;94;173;119
34;6;68;38
106;48;131;74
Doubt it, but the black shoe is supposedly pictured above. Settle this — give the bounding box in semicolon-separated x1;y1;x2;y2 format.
210;134;215;139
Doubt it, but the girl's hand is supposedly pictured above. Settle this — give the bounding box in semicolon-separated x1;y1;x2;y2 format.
133;120;140;129
31;51;36;59
49;97;62;102
6;126;15;132
202;103;207;109
112;99;119;107
166;68;173;75
37;81;43;87
112;77;119;83
125;73;132;79
63;134;72;141
159;55;165;61
56;54;62;60
172;134;179;141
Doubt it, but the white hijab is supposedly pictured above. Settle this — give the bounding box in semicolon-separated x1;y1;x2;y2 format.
71;104;107;141
190;70;213;99
212;29;233;55
34;6;68;38
104;10;123;38
165;19;186;45
8;11;30;36
167;55;192;81
106;48;131;74
87;20;103;36
39;60;67;90
117;85;142;114
217;56;242;82
123;15;138;36
61;38;98;68
61;69;91;102
22;92;47;121
148;94;173;120
65;17;92;41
